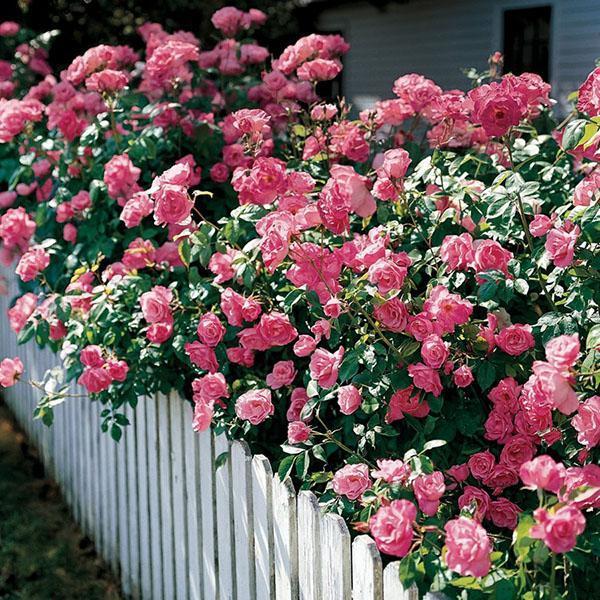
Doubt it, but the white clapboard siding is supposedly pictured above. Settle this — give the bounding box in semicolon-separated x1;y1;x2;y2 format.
0;267;426;600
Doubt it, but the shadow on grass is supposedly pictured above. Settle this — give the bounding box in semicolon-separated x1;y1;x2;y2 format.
0;400;122;600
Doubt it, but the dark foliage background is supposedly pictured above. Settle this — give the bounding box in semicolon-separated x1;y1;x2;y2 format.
1;0;319;70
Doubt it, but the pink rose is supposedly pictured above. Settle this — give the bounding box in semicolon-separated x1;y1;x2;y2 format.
473;239;513;275
146;321;173;344
0;357;23;387
139;286;173;323
197;313;226;347
407;363;443;397
489;498;521;529
412;471;445;516
374;297;409;333
16;246;50;282
369;499;417;557
7;292;37;333
528;360;579;415
453;365;474;387
545;334;580;371
153;183;193;226
468;80;526;137
103;154;140;200
447;463;469;483
192;373;229;404
545;226;579;268
309;347;344;389
235;389;274;425
332;463;372;500
458;486;491;521
85;68;129;93
107;360;129;382
519;455;566;493
226;346;255;368
78;367;112;393
120;191;154;228
293;335;317;357
192;401;214;432
495;324;535;356
287;387;309;422
440;233;474;271
288;421;311;444
531;505;586;553
420;334;449;369
185;341;219;373
468;451;496;481
367;258;407;294
80;345;104;368
256;311;298;348
572;396;600;449
529;214;553;237
266;360;297;389
337;385;362;415
371;459;410;484
499;435;535;470
444;517;492;578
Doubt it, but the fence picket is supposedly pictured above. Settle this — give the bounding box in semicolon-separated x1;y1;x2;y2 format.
170;396;189;600
252;455;274;600
272;476;298;600
136;396;152;600
198;428;217;599
297;491;321;600
383;562;419;600
231;440;256;600
352;536;383;600
126;402;141;599
321;513;352;600
157;393;176;600
215;432;236;600
182;402;203;600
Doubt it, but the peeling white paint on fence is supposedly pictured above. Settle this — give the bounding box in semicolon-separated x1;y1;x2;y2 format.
0;269;419;600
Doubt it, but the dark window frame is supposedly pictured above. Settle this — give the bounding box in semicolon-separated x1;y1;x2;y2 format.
503;5;552;80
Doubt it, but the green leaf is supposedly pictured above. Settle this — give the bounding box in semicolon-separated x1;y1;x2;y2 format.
277;455;296;481
476;362;497;391
586;324;600;350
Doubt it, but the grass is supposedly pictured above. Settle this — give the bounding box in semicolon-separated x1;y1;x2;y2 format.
0;401;122;600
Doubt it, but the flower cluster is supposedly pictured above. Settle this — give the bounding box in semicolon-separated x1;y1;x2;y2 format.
0;12;599;598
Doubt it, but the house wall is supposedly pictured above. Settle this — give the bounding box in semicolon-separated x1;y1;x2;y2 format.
316;0;600;112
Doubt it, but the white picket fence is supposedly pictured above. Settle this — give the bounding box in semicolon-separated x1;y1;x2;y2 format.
0;271;421;600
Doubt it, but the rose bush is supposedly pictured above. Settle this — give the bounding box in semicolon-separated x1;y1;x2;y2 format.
0;9;599;598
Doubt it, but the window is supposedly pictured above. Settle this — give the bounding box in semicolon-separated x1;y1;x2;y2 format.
503;6;552;80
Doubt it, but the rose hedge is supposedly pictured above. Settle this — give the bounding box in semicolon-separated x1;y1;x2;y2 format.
0;8;599;598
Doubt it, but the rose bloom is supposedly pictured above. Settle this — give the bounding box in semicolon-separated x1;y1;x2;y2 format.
531;505;586;553
545;226;579;268
453;365;474;388
139;286;173;323
146;321;173;344
16;246;50;282
420;334;449;369
80;345;104;368
495;324;535;356
572;396;600;449
256;311;298;347
153;184;193;226
519;455;566;493
529;214;554;237
332;463;372;500
444;517;492;578
545;334;580;371
458;486;491;521
371;459;410;484
440;233;474;271
192;400;214;432
489;498;521;530
287;387;309;422
407;362;443;397
337;384;362;415
78;367;112;393
107;360;129;382
196;312;226;347
374;297;409;333
185;341;219;373
412;471;445;516
293;335;317;357
473;239;513;275
288;421;311;445
0;357;23;387
468;451;496;481
266;360;297;389
309;347;344;389
369;499;417;557
499;435;535;470
192;372;229;404
235;389;274;425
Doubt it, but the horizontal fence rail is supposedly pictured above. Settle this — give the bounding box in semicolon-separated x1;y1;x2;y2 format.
0;270;423;600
